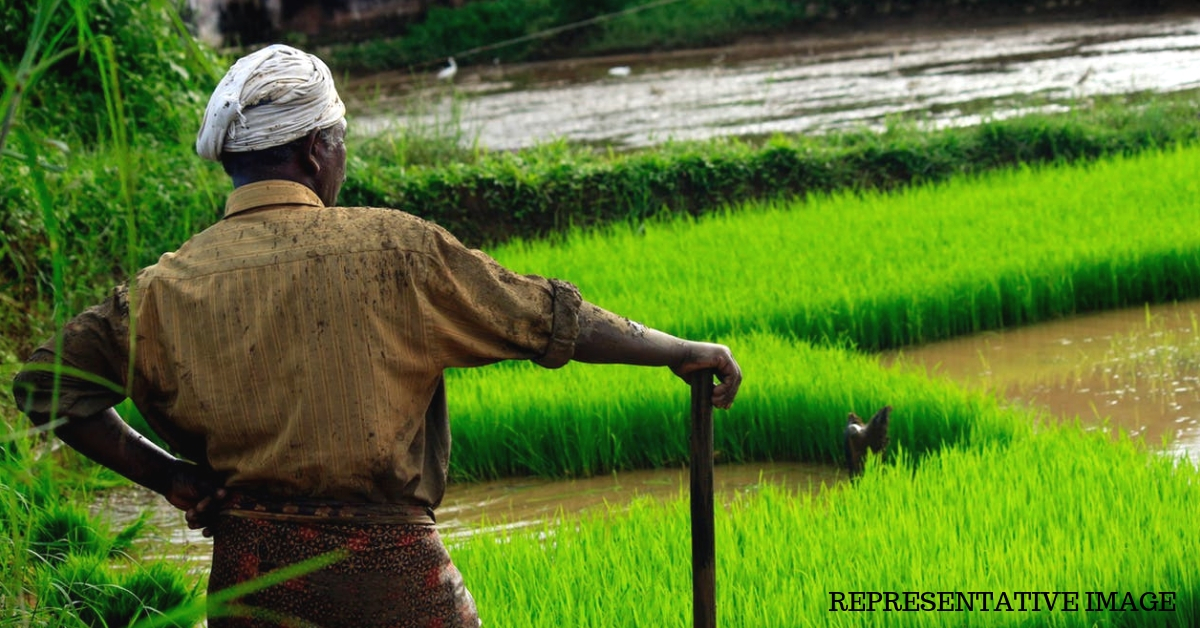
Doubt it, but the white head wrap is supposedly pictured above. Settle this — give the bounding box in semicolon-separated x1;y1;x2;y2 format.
196;44;346;161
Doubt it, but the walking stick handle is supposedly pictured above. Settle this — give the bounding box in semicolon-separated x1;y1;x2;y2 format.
690;369;716;628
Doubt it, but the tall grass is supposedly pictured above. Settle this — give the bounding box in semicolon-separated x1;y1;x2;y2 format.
351;86;480;168
1;0;220;625
453;427;1200;627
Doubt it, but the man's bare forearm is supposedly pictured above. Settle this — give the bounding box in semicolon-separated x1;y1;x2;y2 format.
52;407;181;496
571;302;743;409
572;303;690;368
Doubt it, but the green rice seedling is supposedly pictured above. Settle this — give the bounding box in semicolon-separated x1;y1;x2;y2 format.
445;332;1026;480
37;553;195;628
29;502;115;565
443;144;1200;479
451;426;1200;627
115;562;196;628
486;144;1200;352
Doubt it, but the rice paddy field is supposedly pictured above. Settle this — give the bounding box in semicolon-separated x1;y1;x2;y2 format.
5;2;1200;626
444;144;1200;480
431;144;1200;626
7;141;1200;627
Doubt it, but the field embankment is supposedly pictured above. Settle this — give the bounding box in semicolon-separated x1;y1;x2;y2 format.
341;93;1200;249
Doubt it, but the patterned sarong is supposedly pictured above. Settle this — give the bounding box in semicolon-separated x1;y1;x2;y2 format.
207;494;480;628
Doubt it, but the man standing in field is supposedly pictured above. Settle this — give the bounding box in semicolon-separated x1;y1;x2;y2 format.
11;44;740;627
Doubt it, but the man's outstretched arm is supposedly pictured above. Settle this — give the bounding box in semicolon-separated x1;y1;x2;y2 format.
572;302;741;409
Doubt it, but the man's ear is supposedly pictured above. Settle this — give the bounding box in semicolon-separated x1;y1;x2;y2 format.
301;129;323;175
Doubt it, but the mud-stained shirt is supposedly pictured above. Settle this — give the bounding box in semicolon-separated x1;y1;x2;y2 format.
13;180;582;509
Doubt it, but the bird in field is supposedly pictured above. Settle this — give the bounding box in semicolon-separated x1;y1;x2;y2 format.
843;406;891;478
437;57;458;81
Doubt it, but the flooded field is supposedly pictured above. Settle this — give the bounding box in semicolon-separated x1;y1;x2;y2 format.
350;12;1200;149
885;299;1200;463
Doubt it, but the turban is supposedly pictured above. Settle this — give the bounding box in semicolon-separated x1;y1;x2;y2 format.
196;44;346;162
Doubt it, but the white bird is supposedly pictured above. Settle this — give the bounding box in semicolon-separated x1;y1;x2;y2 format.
437;57;457;81
608;66;631;77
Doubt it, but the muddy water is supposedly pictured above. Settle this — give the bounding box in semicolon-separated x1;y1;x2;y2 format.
97;461;842;574
883;299;1200;462
350;13;1200;150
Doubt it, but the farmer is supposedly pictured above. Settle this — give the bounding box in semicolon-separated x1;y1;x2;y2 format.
11;44;740;627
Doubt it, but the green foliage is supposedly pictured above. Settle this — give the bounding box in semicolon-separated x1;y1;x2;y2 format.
1;2;209;623
0;141;226;351
491;143;1200;349
584;0;807;53
39;554;194;628
446;333;1022;480
29;502;149;565
328;0;562;73
30;503;110;564
0;0;221;147
0;416;200;627
440;144;1200;479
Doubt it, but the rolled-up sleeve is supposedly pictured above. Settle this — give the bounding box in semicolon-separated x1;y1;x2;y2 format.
11;286;131;425
416;224;582;369
533;278;582;368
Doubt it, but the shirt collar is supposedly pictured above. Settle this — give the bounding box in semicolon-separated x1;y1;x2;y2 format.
224;180;325;218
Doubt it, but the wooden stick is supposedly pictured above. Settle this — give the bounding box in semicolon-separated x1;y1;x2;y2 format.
690;368;716;628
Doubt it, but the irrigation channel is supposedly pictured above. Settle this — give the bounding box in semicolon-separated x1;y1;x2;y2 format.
97;298;1200;573
349;11;1200;149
